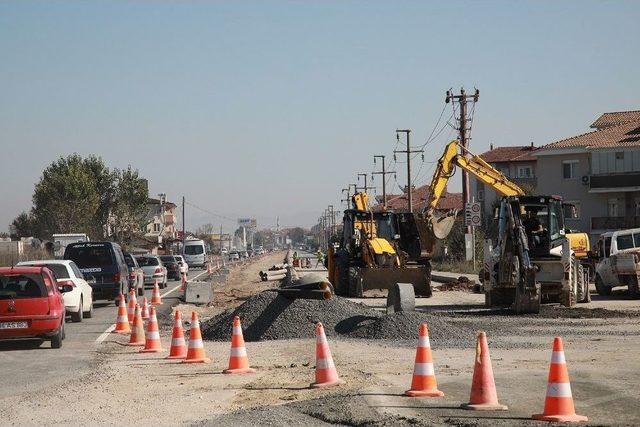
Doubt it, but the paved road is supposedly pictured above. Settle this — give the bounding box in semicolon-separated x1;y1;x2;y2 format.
0;269;206;399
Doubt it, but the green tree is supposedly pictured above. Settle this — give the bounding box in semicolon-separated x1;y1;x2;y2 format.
10;212;39;238
288;227;306;244
110;166;149;247
31;154;105;239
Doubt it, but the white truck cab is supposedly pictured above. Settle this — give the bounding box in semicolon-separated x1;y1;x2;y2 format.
183;239;207;269
594;228;640;298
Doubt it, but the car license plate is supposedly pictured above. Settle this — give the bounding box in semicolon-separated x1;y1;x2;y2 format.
0;321;28;329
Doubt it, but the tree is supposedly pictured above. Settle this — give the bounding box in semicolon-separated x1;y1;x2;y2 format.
109;166;149;248
10;212;39;238
31;154;105;239
288;227;306;244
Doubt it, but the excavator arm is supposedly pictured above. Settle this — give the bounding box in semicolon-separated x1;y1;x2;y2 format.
424;140;525;214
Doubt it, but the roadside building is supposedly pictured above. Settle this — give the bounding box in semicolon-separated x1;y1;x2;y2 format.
468;143;537;226
135;196;179;253
535;110;640;243
371;184;462;214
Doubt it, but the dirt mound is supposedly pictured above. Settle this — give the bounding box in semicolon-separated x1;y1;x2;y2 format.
201;291;380;341
347;311;471;347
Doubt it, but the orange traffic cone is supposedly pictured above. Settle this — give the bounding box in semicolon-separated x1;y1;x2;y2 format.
533;337;588;423
461;331;507;410
181;272;187;291
140;306;163;353
310;322;343;388
405;323;444;397
151;281;163;305
127;289;137;323
166;311;187;359
126;305;146;346
112;295;131;334
140;296;150;320
223;316;255;374
183;312;210;363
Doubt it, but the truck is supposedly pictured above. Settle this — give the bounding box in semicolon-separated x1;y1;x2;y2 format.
53;233;89;258
594;228;640;298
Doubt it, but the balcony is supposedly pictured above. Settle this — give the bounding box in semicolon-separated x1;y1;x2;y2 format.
591;216;640;231
590;173;640;192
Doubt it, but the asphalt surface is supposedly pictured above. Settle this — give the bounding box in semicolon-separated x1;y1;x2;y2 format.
0;269;206;399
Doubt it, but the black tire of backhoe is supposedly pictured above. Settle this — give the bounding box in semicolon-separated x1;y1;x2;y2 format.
333;251;350;297
629;277;640;300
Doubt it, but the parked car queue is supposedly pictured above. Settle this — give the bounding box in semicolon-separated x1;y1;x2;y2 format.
0;241;196;349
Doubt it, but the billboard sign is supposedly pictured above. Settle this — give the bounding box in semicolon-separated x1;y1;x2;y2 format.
238;218;257;228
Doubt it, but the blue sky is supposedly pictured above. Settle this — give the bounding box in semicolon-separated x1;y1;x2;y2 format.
1;1;638;232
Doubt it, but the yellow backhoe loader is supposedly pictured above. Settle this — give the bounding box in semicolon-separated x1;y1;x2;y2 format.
327;192;435;298
424;140;591;313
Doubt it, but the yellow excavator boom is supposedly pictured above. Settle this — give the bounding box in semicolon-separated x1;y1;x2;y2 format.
424;140;524;212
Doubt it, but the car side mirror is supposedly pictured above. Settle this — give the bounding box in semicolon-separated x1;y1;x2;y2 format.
59;284;74;293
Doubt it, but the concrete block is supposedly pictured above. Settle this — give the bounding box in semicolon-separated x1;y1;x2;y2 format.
184;281;213;304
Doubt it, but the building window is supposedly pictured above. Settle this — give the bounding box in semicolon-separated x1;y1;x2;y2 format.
153;223;161;233
562;160;578;179
635;198;640;216
517;165;533;178
608;198;619;217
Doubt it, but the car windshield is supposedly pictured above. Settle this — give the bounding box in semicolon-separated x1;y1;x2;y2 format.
0;273;47;299
160;256;175;263
124;254;135;268
20;263;69;279
66;245;113;268
184;245;204;255
43;264;69;279
617;234;635;251
137;257;159;267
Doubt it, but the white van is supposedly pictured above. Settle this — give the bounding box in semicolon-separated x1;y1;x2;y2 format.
183;239;207;268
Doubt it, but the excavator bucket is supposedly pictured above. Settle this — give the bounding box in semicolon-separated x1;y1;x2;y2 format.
430;211;458;240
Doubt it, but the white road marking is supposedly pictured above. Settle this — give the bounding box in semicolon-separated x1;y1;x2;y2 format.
94;268;210;346
94;325;116;345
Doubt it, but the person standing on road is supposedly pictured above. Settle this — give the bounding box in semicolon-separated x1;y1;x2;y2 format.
315;250;324;267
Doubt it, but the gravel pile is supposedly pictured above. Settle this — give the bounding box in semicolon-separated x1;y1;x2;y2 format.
348;311;471;346
201;290;381;341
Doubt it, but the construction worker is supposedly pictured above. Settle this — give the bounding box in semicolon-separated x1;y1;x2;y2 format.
315;250;324;268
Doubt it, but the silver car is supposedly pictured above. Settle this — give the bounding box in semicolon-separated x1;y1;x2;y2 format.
134;255;168;289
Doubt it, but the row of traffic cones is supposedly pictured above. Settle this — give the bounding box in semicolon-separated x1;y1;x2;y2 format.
113;285;164;334
404;323;587;423
114;297;585;422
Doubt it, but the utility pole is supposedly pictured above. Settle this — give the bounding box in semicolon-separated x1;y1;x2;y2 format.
341;188;351;209
395;129;424;212
328;205;335;241
372;155;394;209
446;88;479;233
181;196;185;252
356;173;374;193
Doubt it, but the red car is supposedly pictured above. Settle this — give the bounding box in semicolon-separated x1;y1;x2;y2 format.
0;266;69;348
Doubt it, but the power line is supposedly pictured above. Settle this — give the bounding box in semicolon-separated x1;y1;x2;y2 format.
185;201;236;222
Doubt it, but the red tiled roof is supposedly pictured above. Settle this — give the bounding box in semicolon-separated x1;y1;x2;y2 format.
373;185;462;212
540;119;640;150
479;146;537;163
591;111;640;130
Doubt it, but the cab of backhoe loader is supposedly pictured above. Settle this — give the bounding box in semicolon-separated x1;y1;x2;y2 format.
501;195;566;258
340;208;399;267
